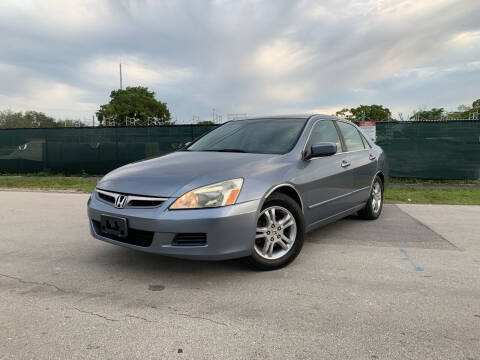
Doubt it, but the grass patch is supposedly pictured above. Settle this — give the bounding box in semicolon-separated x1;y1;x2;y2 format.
384;186;480;205
1;176;479;205
389;177;479;185
0;176;97;193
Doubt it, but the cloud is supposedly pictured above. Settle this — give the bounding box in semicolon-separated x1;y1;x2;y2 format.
0;0;479;122
83;56;194;88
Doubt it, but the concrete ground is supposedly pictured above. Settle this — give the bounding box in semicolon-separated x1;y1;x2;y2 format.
0;191;479;360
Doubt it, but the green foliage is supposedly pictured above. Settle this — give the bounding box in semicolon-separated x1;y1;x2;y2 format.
414;99;480;120
56;119;86;127
96;86;171;126
0;110;86;128
0;176;97;193
410;108;444;121
447;98;480;119
197;120;216;125
336;105;393;122
335;108;354;121
0;110;58;128
335;98;479;122
384;186;480;205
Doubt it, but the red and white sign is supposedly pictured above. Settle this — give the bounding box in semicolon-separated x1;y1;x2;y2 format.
359;121;376;143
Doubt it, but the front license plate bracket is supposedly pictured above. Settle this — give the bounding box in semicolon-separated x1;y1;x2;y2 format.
100;215;128;238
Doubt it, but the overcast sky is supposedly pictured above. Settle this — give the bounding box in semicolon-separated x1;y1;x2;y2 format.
0;0;479;122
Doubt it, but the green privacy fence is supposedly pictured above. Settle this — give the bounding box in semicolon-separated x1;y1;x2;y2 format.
0;121;479;179
375;120;480;179
0;125;216;175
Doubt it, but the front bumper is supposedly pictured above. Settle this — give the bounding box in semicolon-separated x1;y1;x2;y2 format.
87;193;260;260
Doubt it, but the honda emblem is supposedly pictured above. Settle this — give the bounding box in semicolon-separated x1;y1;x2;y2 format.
115;195;128;208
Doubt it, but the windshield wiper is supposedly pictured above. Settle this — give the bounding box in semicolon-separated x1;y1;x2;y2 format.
204;149;248;153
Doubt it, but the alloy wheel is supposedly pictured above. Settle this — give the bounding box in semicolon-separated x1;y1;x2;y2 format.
255;206;297;260
371;181;382;214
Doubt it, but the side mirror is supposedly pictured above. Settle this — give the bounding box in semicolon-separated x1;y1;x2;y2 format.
305;142;337;159
183;141;192;148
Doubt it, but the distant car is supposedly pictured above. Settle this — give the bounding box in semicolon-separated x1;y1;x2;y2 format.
87;115;388;270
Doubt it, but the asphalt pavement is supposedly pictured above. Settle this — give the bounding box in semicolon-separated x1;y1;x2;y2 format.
0;191;479;359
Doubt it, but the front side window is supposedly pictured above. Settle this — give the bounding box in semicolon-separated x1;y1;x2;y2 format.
336;121;365;152
187;119;306;154
307;120;342;152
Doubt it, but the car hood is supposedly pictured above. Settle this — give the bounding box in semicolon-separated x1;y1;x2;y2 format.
96;151;286;198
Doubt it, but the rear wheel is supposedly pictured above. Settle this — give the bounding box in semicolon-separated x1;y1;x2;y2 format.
248;193;304;270
358;176;383;220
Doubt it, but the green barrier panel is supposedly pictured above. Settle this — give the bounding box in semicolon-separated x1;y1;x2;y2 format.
0;125;216;175
376;121;480;179
0;122;478;179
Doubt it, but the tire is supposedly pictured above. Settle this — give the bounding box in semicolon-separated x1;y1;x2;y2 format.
358;175;384;220
248;193;305;270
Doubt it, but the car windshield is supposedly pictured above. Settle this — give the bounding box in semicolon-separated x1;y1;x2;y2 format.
187;119;306;154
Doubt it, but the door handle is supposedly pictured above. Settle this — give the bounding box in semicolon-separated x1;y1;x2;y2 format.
341;160;351;168
369;154;376;161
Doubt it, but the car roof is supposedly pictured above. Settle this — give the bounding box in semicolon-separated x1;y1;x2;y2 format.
235;114;341;121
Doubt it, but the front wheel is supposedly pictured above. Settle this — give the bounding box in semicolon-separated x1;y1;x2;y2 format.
248;193;305;270
358;176;384;220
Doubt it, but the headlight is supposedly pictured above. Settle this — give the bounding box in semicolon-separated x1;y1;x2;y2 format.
170;178;243;209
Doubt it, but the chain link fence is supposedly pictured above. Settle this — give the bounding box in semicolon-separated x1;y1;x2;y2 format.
0;121;479;179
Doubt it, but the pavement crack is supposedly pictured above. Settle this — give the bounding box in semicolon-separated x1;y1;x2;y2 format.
125;314;155;323
174;312;229;327
0;273;67;293
72;307;119;322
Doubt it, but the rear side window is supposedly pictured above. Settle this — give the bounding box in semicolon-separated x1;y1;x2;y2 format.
307;120;342;153
336;122;365;151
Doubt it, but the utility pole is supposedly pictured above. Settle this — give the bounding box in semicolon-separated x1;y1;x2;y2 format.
119;63;123;90
92;114;95;127
212;108;216;123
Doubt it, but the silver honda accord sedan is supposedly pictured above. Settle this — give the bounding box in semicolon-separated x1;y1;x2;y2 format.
87;115;388;270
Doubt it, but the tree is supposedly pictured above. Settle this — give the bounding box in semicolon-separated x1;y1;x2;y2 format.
96;86;171;126
56;119;86;127
0;110;57;128
410;108;444;121
335;108;355;121
197;120;215;125
23;111;58;127
457;104;471;112
336;105;392;122
472;98;480;109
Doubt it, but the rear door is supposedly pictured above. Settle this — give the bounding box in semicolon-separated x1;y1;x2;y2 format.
296;120;354;225
336;121;377;205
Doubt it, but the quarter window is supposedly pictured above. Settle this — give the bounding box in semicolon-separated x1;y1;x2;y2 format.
307;120;342;153
336;122;365;152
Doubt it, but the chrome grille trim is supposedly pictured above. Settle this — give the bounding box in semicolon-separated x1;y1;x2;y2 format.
95;189;168;209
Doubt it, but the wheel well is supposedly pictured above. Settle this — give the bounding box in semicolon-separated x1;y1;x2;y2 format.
268;186;303;212
376;171;385;186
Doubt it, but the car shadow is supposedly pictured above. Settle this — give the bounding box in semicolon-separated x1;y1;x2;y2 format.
90;244;253;277
87;205;447;279
86;212;367;277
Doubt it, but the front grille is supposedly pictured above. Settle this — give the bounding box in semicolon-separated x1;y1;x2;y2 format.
172;233;207;246
97;191;115;205
127;199;165;207
92;220;154;247
95;189;167;208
